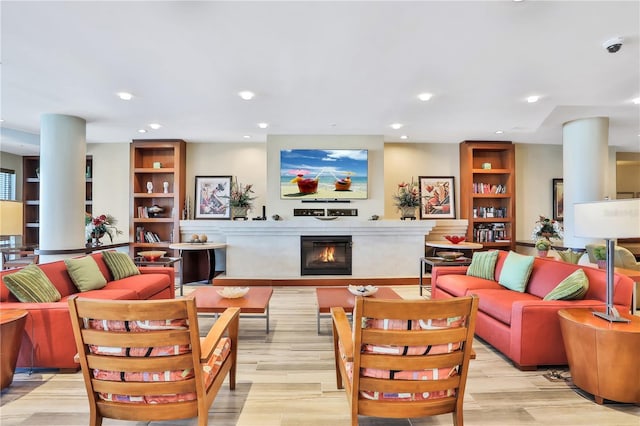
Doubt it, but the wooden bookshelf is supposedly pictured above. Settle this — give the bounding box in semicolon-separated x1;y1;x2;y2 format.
459;141;515;251
22;156;93;246
129;139;186;257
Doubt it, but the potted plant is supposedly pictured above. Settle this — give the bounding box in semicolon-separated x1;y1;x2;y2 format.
392;178;422;220
593;246;607;269
535;238;551;257
227;179;256;220
531;215;563;241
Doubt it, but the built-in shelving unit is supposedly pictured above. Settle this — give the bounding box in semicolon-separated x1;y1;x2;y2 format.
459;141;515;251
129;139;186;257
22;156;93;246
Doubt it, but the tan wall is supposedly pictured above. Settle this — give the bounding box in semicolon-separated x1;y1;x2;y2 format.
616;152;640;196
8;140;633;247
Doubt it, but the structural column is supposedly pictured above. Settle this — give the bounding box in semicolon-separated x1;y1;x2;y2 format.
39;114;87;262
562;117;609;248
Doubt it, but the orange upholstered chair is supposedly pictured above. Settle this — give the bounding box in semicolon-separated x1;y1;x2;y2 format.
331;295;478;426
68;295;239;426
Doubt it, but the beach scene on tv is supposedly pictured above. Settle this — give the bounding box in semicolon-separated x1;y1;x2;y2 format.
280;149;368;200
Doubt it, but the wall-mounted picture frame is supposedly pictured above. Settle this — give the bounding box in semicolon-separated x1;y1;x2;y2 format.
419;176;456;219
194;176;232;220
552;178;564;221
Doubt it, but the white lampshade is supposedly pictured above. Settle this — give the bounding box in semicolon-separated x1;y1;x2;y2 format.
0;200;24;236
574;198;640;239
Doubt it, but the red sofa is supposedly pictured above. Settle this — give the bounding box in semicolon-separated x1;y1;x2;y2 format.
431;251;634;370
0;251;175;371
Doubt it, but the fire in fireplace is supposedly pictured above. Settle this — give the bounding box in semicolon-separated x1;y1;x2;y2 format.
300;236;352;275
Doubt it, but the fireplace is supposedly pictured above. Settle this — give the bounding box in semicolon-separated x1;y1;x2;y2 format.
300;236;352;275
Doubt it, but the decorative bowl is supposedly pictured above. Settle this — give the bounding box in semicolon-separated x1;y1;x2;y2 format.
438;251;465;261
444;235;466;244
216;287;249;299
348;285;378;297
138;250;166;261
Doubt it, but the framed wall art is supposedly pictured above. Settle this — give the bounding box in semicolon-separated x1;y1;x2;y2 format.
552;178;564;221
194;176;232;219
419;176;456;219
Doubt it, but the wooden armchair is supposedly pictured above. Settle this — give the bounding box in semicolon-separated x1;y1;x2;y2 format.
331;295;478;426
68;295;239;426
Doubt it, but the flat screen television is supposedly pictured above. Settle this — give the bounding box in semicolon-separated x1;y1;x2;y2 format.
280;149;368;200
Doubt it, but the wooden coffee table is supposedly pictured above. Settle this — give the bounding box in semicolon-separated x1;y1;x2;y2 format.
315;287;402;334
191;287;273;333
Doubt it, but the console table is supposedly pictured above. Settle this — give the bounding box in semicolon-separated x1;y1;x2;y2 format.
169;242;226;285
558;308;640;404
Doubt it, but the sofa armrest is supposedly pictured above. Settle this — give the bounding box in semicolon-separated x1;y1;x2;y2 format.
509;299;611;366
138;267;175;298
431;266;468;298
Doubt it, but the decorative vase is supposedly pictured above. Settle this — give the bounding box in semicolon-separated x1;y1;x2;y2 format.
399;206;417;220
232;206;249;220
537;250;549;258
90;231;105;247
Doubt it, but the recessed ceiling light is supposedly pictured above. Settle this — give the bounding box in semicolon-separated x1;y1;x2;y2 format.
527;95;540;103
400;135;408;140
238;91;255;100
633;97;640;105
495;130;504;134
257;122;269;129
417;93;433;102
117;92;133;101
149;123;162;130
138;129;147;133
390;123;403;130
243;135;251;139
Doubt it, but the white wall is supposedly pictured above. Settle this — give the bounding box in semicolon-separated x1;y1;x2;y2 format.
84;139;567;245
515;143;563;241
384;143;460;218
87;143;130;244
186;142;267;217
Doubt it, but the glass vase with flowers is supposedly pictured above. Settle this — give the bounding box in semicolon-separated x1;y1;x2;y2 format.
85;213;123;246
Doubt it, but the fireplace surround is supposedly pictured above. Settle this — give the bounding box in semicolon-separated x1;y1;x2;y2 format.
300;235;352;275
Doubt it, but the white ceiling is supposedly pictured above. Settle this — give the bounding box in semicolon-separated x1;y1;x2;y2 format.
1;1;639;156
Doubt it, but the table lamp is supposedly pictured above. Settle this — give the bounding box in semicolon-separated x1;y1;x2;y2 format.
0;200;24;242
574;198;640;322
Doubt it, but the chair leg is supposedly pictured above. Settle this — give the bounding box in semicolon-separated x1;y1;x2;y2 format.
90;413;103;426
453;409;463;426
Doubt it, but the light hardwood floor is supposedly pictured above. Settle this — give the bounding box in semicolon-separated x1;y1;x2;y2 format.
1;285;639;425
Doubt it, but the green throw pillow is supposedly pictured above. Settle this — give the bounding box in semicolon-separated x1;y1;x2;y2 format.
102;251;140;281
498;251;535;292
2;264;61;303
543;269;589;301
65;256;107;292
466;250;499;280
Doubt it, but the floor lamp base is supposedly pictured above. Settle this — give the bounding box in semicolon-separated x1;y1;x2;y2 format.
592;311;631;323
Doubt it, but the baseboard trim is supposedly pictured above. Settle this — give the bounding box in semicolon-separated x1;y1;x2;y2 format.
211;276;424;287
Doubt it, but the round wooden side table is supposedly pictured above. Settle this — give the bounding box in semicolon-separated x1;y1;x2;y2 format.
1;309;28;390
558;308;640;404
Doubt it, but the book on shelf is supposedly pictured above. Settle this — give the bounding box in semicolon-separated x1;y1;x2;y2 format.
472;182;507;194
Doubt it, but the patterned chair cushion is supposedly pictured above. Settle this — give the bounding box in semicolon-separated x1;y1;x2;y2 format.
340;315;467;402
86;318;232;404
